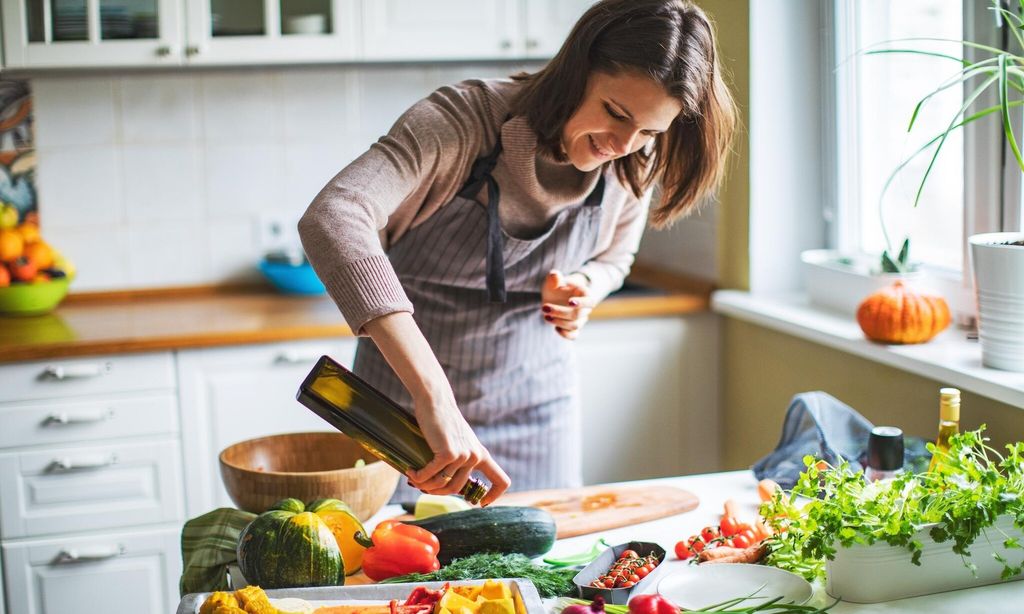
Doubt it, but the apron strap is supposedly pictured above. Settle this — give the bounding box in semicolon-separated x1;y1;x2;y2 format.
458;129;606;304
483;174;506;303
584;174;606;208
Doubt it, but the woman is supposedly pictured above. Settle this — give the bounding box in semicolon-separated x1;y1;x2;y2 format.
299;0;735;506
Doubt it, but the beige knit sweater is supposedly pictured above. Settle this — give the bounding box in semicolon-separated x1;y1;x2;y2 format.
298;78;651;334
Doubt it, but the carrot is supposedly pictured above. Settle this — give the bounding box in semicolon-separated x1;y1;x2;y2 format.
754;519;774;541
757;479;781;502
698;546;746;562
700;544;767;565
723;498;741;520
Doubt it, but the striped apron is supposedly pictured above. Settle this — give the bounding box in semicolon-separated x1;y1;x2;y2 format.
353;129;606;502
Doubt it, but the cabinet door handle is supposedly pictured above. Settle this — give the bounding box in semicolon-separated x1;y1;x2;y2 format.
40;362;112;381
155;45;172;56
499;39;512;50
526;38;539;49
42;409;115;427
185;45;201;56
54;545;125;564
47;453;119;472
274;350;321;365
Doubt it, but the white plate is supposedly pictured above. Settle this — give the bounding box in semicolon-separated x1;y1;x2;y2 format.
657;564;812;610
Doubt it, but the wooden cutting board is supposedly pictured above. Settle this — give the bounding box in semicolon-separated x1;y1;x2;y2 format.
393;484;699;539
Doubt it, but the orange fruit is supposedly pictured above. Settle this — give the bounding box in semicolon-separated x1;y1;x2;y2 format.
9;256;37;282
17;222;41;245
0;229;23;261
23;241;54;269
0;264;9;287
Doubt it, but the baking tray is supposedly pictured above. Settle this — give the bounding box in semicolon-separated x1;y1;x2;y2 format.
573;541;667;605
177;578;545;614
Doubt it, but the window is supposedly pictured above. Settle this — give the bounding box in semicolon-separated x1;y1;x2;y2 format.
831;0;1022;277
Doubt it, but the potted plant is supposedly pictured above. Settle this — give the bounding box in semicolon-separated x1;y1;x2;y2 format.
868;0;1024;370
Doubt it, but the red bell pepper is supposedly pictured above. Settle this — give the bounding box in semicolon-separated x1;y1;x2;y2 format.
357;520;441;581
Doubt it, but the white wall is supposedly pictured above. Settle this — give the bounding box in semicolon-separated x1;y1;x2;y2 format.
748;0;829;294
31;64;524;290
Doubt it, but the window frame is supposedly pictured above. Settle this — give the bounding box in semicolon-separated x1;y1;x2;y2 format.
826;0;1020;309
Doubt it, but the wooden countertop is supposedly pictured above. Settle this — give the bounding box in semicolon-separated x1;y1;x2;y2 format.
0;263;713;363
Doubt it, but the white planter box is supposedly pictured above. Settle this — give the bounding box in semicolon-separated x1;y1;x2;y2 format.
800;249;921;316
826;514;1024;603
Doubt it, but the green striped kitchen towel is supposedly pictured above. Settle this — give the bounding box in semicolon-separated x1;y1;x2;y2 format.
179;507;256;596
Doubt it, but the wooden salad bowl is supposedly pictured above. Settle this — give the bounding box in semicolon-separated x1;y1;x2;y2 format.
219;431;399;520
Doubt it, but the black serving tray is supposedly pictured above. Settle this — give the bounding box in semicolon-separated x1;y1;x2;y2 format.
573;541;667;605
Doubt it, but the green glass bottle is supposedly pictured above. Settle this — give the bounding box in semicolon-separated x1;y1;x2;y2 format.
296;355;488;504
927;387;960;474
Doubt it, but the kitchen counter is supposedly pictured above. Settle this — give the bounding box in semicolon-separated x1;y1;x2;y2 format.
359;470;1024;614
0;263;712;363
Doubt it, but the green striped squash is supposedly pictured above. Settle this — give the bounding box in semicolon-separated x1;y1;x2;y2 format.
236;498;343;588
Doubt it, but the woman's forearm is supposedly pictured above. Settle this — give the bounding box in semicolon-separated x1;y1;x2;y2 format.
361;311;453;409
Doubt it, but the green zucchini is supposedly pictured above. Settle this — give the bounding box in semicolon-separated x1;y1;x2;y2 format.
405;506;557;564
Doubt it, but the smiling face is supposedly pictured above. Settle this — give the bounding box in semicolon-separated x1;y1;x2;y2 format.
560;70;683;172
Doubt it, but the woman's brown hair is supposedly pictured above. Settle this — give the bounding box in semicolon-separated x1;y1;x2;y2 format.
510;0;736;228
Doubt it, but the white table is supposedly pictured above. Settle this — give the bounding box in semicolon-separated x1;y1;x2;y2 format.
367;470;1024;613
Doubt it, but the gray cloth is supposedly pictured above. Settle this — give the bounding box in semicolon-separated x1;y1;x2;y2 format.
752;391;933;488
752;391;874;489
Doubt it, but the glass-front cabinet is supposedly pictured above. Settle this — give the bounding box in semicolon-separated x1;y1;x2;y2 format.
2;0;183;67
184;0;357;65
1;0;357;68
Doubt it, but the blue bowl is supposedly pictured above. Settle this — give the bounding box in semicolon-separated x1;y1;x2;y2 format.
258;260;326;295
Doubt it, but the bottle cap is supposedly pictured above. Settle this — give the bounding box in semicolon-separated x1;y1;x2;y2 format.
940;387;960;421
867;426;904;472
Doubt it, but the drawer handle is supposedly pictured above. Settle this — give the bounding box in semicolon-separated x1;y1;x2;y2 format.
40;362;113;381
47;453;119;472
42;409;115;427
274;350;321;365
54;544;125;564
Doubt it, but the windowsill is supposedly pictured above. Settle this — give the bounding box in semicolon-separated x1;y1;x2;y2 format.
711;290;1024;408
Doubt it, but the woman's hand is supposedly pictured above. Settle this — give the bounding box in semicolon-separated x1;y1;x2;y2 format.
407;387;511;505
541;269;596;340
363;311;510;506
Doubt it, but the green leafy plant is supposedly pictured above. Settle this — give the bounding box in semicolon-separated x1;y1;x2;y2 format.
864;0;1024;273
760;427;1024;583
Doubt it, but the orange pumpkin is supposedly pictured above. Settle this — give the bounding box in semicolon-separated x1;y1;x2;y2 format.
856;281;951;344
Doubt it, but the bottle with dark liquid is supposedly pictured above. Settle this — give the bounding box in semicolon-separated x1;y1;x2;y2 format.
296;355;488;504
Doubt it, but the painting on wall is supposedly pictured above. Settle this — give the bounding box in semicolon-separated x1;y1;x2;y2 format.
0;80;36;226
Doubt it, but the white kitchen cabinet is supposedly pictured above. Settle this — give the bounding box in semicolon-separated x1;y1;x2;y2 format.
2;525;181;614
177;338;357;516
1;0;357;68
0;351;184;614
577;315;720;485
183;0;358;65
1;0;185;68
361;0;520;61
522;0;592;58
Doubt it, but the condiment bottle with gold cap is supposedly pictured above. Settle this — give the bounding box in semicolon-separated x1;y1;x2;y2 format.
927;387;960;473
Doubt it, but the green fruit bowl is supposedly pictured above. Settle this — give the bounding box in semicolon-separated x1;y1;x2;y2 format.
0;277;71;316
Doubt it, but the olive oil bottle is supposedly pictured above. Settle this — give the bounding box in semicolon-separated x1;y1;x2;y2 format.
296;355;488;504
927;387;961;473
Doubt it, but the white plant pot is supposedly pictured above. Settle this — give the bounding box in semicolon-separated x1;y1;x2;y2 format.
826;514;1024;603
969;232;1024;372
800;249;924;316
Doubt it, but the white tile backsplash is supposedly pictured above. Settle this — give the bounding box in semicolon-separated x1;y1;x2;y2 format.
205;143;285;220
119;74;199;143
200;71;282;143
32;77;118;148
42;225;130;290
123;144;204;223
35;145;123;228
126;223;208;288
280;68;359;141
